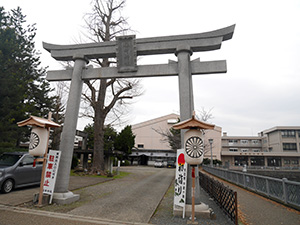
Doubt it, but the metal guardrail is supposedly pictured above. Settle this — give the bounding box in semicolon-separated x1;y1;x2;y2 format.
203;166;300;210
199;172;238;225
233;166;300;171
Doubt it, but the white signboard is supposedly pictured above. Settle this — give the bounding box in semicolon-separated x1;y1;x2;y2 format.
43;150;61;203
174;149;187;218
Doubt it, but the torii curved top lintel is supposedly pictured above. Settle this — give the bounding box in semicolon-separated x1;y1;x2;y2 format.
43;24;235;61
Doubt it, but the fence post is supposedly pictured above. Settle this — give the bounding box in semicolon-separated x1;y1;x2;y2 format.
235;191;238;225
266;179;270;197
282;178;288;204
243;173;246;188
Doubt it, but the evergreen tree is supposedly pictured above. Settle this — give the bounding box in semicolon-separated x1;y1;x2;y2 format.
114;125;135;159
0;7;54;147
84;124;95;150
84;123;117;155
104;125;117;155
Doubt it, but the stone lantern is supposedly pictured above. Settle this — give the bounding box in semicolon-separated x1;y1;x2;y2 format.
173;112;215;223
17;115;60;156
173;113;215;165
18;114;60;205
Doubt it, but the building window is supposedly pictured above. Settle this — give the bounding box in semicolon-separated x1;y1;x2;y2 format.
250;157;264;166
253;149;260;152
229;148;238;152
281;130;295;137
291;160;299;165
137;144;144;148
167;119;178;124
252;140;259;145
241;149;248;152
284;159;290;164
267;157;281;167
234;156;248;166
241;140;249;144
228;140;238;145
283;143;297;151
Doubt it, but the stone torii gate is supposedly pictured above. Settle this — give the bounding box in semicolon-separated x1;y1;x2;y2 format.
43;24;235;204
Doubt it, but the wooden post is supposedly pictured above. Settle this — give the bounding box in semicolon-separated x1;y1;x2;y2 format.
38;113;52;206
187;166;198;224
235;191;238;225
192;166;195;223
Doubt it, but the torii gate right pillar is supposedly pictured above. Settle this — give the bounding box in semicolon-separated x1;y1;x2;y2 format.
176;45;194;122
175;46;202;208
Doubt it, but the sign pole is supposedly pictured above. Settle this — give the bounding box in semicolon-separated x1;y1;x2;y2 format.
38;113;52;206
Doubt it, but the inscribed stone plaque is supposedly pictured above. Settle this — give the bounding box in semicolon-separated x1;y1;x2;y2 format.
116;35;137;73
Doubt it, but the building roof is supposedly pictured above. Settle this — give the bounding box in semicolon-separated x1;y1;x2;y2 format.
222;135;262;140
132;113;179;129
17;115;61;128
262;126;300;134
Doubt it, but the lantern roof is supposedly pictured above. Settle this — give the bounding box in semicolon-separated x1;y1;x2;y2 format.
173;113;215;130
17;115;61;128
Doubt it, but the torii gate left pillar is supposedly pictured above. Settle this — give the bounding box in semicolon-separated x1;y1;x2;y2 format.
52;55;88;203
43;25;235;205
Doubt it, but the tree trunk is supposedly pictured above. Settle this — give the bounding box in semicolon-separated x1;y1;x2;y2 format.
92;106;105;174
91;78;108;174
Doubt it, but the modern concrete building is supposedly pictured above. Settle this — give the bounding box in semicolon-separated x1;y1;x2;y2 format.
221;126;300;168
130;114;222;165
131;114;300;168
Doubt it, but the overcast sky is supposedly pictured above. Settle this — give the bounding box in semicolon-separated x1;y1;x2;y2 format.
2;0;300;136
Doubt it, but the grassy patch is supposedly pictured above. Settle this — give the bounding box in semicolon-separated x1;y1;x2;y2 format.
70;170;130;179
113;171;130;179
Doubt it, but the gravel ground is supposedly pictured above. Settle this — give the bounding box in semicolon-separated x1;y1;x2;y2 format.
150;180;234;225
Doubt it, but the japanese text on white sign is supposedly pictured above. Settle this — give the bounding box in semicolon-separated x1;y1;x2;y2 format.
43;150;61;203
174;149;187;218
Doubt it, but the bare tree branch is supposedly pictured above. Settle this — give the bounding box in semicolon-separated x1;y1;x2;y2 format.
79;0;143;174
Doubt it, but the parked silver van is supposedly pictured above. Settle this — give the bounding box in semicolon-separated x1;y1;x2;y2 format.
0;152;43;193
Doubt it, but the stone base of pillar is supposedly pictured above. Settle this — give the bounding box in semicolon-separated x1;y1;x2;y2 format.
52;191;80;205
173;203;215;220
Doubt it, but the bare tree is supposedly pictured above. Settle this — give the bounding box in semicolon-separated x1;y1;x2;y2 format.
82;0;142;174
51;82;68;149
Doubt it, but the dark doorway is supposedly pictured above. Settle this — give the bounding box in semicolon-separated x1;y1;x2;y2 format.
267;157;281;167
250;156;265;166
139;155;148;165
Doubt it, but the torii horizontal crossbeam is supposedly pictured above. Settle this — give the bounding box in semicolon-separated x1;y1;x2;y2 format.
46;60;226;81
43;25;235;61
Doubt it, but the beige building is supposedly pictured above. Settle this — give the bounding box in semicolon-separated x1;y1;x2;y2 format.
130;113;222;165
131;114;300;168
221;126;300;168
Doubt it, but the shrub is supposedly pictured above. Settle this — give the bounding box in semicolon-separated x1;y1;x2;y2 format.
71;155;79;169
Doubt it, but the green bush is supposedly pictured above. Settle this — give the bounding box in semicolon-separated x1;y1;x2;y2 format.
121;160;130;166
202;158;222;165
0;146;27;155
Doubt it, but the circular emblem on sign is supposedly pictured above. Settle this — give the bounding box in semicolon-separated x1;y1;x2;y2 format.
178;153;185;166
185;136;204;158
29;132;40;150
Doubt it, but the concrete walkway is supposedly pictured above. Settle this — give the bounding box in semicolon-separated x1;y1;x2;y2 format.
203;170;300;225
0;176;112;206
0;167;174;224
67;167;175;223
1;166;259;224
